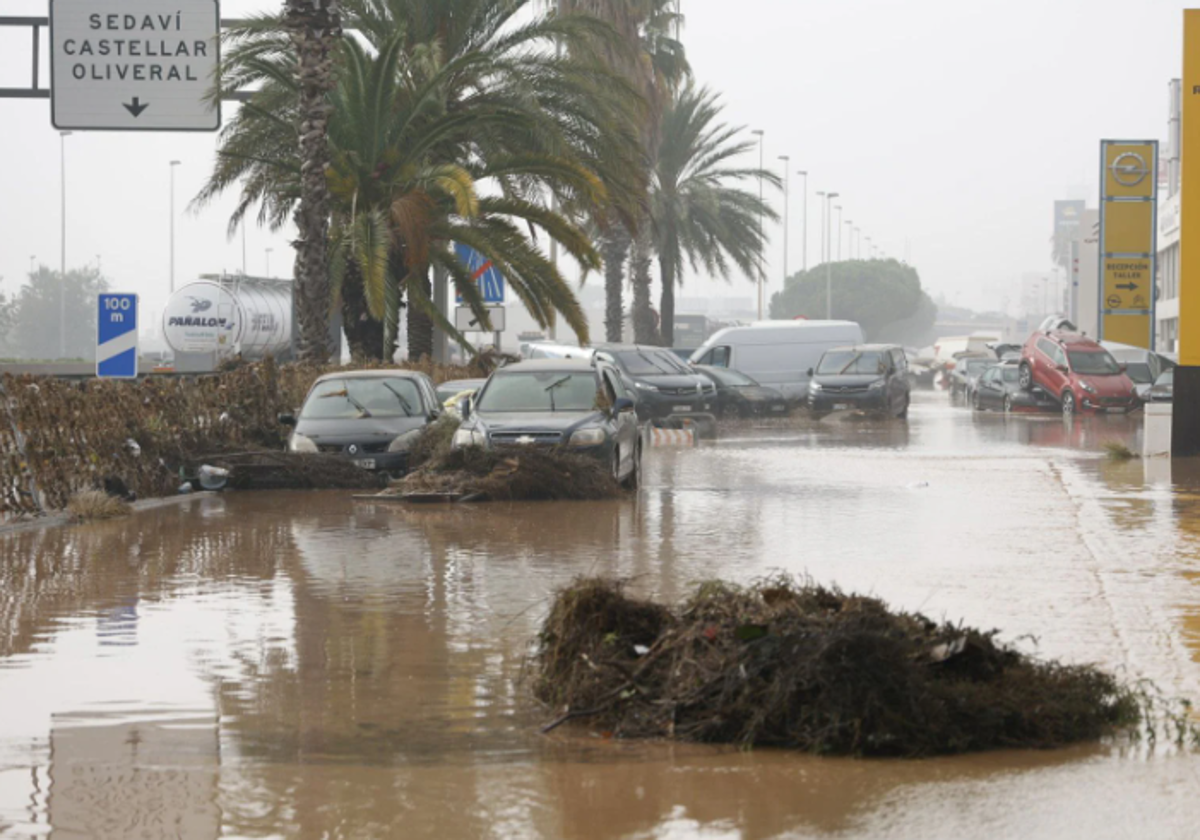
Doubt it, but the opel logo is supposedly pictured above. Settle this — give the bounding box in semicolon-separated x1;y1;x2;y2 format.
348;444;358;455
1110;152;1150;188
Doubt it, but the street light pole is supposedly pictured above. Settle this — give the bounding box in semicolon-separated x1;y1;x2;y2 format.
752;129;764;319
816;191;826;264
825;192;839;319
778;156;790;287
59;130;72;359
798;171;808;272
834;205;843;260
169;160;181;294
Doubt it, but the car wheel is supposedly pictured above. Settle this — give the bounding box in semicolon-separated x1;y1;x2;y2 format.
972;390;982;411
897;396;910;419
1061;390;1075;417
1003;395;1013;414
611;448;622;481
1018;362;1034;391
622;443;641;490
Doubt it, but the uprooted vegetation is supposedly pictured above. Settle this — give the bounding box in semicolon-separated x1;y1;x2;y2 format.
533;577;1142;757
387;445;622;502
66;490;132;521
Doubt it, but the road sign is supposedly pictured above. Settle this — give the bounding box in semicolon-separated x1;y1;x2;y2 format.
97;293;139;378
455;305;506;333
50;0;221;131
453;243;505;303
1098;140;1157;349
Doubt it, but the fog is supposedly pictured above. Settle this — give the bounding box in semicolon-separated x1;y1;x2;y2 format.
0;0;1188;349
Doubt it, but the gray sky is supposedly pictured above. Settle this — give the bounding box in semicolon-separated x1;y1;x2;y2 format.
0;0;1190;336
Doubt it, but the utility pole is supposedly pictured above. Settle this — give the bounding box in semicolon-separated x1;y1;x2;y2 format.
798;170;808;272
834;205;843;260
825;192;839;319
816;191;826;264
778;156;790;285
752;129;765;319
59;130;72;359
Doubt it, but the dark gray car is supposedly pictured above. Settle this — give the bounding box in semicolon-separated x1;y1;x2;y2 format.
281;370;443;475
453;359;643;487
593;345;716;422
972;360;1056;413
807;345;911;419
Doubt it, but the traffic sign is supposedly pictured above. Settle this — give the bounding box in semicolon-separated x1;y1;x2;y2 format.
454;305;506;333
453;243;505;303
97;293;139;378
50;0;221;131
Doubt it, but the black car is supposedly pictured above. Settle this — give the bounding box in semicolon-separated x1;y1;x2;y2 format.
593;345;716;422
806;345;911;419
453;359;643;487
280;370;443;475
972;360;1056;413
693;365;789;418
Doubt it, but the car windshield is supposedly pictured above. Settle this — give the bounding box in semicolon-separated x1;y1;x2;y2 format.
817;350;887;375
615;350;690;376
475;371;598;412
1067;350;1121;375
301;377;421;420
707;367;757;387
1121;362;1153;384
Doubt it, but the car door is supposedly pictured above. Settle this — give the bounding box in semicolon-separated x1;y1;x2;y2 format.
1045;342;1070;398
602;367;637;472
978;367;1000;408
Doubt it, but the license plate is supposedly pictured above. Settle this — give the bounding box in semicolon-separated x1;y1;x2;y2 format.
673;405;692;412
355;459;376;470
833;403;850;411
771;405;786;412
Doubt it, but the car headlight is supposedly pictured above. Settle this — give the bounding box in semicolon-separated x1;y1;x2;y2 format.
452;428;486;449
1080;381;1097;394
809;381;823;391
633;381;659;392
869;379;886;390
569;428;607;447
387;428;424;453
289;432;318;453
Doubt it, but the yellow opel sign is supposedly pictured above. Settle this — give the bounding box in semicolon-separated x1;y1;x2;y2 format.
1098;140;1157;349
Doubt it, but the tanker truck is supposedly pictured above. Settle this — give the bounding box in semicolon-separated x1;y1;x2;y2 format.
162;275;293;371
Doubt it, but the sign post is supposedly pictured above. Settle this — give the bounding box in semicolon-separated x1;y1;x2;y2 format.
50;0;220;131
1098;140;1158;349
97;293;138;378
1175;10;1200;454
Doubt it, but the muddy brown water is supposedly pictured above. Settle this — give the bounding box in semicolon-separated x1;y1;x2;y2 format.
2;392;1199;839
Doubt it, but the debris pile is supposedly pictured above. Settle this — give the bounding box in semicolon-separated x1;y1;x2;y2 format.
388;446;621;502
186;451;385;491
67;490;132;521
534;577;1140;756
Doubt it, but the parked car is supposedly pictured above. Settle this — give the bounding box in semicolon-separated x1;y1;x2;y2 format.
689;320;865;400
452;359;643;486
1018;330;1140;416
1101;342;1176;401
592;344;716;422
806;345;911;419
949;354;996;399
280;370;443;476
1148;368;1174;403
436;378;488;405
972;360;1057;413
693;365;789;418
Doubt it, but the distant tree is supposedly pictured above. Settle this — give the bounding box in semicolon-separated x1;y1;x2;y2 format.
5;266;109;360
769;258;936;344
0;280;14;357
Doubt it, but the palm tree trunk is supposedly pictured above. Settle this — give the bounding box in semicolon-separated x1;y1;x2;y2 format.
631;224;660;345
600;225;630;343
406;270;434;361
285;0;340;363
658;250;676;347
340;261;383;360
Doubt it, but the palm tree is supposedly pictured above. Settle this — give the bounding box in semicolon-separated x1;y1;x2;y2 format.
200;0;643;360
559;0;688;344
651;83;780;347
284;0;340;362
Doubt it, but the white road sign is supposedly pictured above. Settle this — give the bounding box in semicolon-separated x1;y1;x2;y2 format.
50;0;221;131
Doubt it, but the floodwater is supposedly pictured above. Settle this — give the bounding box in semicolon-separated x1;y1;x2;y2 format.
1;391;1199;839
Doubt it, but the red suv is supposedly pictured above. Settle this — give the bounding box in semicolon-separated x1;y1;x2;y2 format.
1018;330;1139;415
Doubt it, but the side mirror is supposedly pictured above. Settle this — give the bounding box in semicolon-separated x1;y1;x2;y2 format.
458;398;472;420
613;397;635;413
1056;364;1069;374
806;367;814;377
278;412;297;427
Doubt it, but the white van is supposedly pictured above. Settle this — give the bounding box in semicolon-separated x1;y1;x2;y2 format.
689;320;864;399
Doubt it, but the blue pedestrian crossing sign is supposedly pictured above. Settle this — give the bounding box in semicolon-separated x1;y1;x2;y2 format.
454;243;505;304
97;293;139;378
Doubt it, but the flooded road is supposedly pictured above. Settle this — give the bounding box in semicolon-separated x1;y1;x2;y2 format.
2;391;1199;839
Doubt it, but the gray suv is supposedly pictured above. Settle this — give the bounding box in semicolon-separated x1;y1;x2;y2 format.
806;345;911;419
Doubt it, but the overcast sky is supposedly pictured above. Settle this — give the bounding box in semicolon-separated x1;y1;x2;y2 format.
0;0;1190;337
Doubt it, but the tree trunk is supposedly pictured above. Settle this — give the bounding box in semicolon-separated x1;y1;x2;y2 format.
658;250;676;348
406;270;434;361
340;261;384;360
630;224;660;345
600;225;630;343
285;0;340;363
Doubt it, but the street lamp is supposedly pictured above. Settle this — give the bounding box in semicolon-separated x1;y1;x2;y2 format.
816;191;826;264
853;226;861;259
834;205;843;261
265;247;274;278
751;129;764;319
824;192;839;319
844;221;853;261
59;130;72;359
778;155;790;286
169;160;181;294
797;170;808;272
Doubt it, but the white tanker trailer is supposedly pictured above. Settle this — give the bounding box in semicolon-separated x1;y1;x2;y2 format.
162;276;293;362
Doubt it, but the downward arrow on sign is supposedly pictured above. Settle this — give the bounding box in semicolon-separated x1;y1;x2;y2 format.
123;97;149;117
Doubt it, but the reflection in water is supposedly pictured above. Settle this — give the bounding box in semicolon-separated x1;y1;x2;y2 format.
0;394;1198;839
